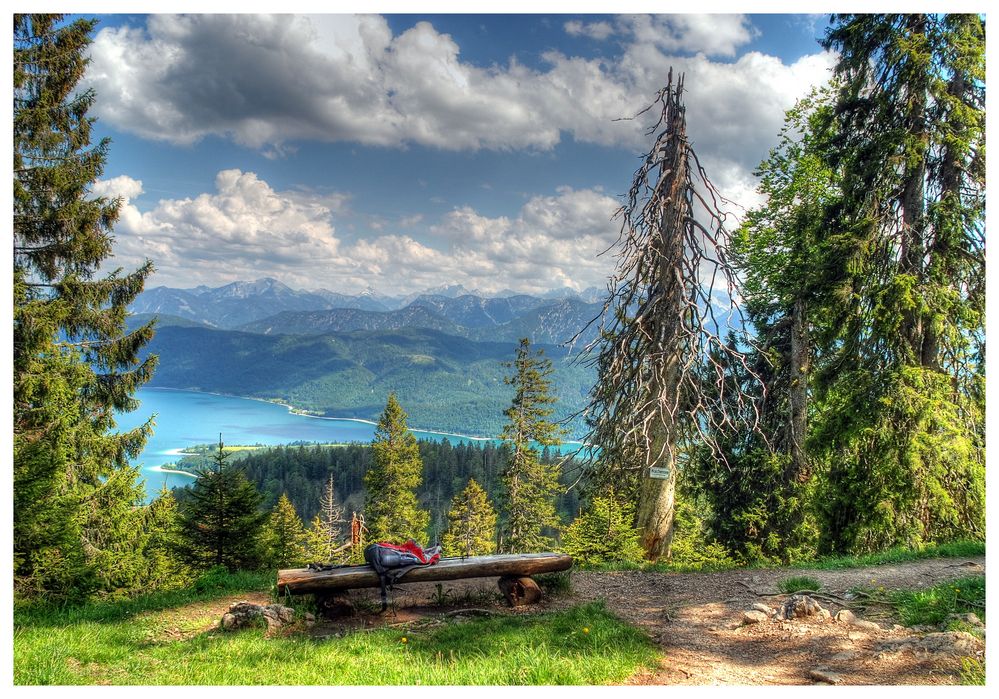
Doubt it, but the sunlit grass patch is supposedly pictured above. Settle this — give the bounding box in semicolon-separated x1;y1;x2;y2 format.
890;575;985;628
15;596;656;685
777;575;821;594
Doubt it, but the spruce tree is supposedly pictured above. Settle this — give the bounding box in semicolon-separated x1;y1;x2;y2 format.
810;14;985;552
500;338;565;553
561;488;644;566
176;438;266;571
13;14;157;598
441;479;497;557
364;394;430;543
305;475;347;563
262;494;308;569
140;486;191;590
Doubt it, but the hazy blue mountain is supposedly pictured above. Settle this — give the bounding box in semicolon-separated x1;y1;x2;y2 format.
406;293;552;328
236;305;465;336
140;324;595;437
131;277;331;328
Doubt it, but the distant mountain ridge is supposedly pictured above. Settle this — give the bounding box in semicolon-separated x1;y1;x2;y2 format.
131;278;606;344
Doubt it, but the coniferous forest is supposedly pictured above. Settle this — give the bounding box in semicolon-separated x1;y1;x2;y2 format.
12;11;984;616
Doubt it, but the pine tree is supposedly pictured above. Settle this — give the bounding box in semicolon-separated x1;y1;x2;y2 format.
305;475;347;563
500;338;565;552
364;394;430;543
262;494;308;569
809;14;985;552
441;479;497;557
140;485;191;590
176;438;266;571
561;488;644;566
13;14;157;598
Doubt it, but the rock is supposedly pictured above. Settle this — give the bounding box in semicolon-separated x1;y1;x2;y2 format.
742;610;769;625
851;619;881;631
835;609;856;624
752;603;773;615
808;669;843;685
878;631;984;657
945;612;983;628
817;609;831;621
218;601;297;632
781;594;824;619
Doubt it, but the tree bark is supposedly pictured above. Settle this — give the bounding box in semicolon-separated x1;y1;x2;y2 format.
637;467;676;561
788;296;810;481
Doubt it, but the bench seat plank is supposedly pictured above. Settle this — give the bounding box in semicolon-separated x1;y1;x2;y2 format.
277;552;573;595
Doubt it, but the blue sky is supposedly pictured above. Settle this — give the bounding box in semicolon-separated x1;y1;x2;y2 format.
81;12;836;295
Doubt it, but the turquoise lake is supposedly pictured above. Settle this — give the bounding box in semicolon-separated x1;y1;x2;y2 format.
116;388;583;500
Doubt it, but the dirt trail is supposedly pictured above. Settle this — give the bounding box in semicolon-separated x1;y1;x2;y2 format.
561;556;986;685
172;556;985;685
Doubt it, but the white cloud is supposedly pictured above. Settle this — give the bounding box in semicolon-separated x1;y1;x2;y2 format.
104;171;621;295
564;19;615;41
617;15;758;58
85;14;832;166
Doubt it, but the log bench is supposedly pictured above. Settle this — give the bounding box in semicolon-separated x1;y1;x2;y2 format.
277;552;573;613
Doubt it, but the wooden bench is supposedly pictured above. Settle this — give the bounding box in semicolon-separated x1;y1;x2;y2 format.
277;552;573;611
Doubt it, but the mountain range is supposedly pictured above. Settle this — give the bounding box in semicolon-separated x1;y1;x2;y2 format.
131;278;605;332
127;279;608;437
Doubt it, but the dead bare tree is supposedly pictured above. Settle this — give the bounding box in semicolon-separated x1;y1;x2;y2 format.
580;69;763;561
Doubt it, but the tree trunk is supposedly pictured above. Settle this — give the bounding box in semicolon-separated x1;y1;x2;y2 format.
788;296;810;480
637;467;676;561
900;13;928;362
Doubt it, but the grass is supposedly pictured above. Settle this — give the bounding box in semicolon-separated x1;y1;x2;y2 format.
585;539;984;574
889;575;985;628
798;540;985;571
15;579;656;685
777;576;821;594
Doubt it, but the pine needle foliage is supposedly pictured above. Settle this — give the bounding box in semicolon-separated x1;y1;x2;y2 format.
809;14;985;553
499;338;566;553
442;479;497;557
262;494;309;569
364;394;430;543
176;438;266;571
561;488;644;566
13;14;157;599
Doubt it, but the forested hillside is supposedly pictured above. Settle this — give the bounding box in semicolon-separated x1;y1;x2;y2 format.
140;323;595;437
172;440;583;545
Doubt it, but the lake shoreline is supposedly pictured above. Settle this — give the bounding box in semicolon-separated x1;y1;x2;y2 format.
141;386;587;446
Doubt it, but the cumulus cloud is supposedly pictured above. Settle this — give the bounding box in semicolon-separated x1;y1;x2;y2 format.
104;169;351;288
564;19;615;41
104;170;620;295
85;14;833;165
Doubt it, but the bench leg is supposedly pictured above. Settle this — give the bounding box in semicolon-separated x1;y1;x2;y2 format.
498;575;542;606
314;591;354;619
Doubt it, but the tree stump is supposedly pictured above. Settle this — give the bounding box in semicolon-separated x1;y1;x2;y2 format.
498;575;542;606
314;591;354;619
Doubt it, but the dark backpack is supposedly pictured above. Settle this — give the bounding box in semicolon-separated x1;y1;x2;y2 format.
364;540;442;611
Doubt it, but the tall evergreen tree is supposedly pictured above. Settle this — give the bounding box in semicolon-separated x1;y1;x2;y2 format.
690;90;839;563
441;479;497;557
262;494;308;569
500;338;565;552
176;438;266;571
364;394;430;543
140;485;191;590
13;14;157;598
810;14;985;552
